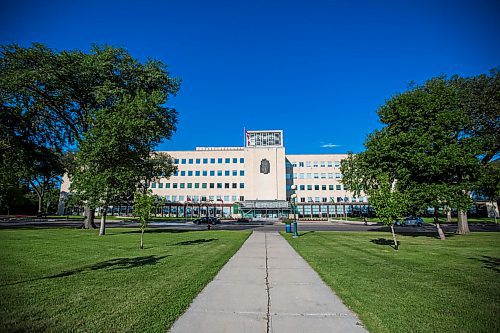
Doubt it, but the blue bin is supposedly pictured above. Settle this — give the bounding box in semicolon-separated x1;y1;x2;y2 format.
285;223;292;233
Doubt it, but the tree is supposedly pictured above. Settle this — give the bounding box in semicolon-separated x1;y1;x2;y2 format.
0;43;180;227
134;191;156;249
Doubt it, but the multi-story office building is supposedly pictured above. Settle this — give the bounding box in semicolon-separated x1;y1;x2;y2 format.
59;130;368;219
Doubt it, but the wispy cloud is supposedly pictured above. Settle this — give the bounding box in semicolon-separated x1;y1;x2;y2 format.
321;143;342;148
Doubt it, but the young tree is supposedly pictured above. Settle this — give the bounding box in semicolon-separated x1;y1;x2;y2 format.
134;191;156;249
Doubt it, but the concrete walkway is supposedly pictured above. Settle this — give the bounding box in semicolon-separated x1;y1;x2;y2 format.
169;232;368;333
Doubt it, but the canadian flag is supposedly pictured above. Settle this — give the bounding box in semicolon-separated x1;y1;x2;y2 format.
246;130;250;146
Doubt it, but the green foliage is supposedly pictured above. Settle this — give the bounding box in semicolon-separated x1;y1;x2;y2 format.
134;191;155;229
365;178;409;225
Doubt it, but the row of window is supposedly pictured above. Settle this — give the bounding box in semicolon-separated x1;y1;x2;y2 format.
163;195;245;203
286;161;341;168
297;197;366;203
151;182;245;189
174;170;244;177
287;184;347;191
175;158;244;165
287;173;341;180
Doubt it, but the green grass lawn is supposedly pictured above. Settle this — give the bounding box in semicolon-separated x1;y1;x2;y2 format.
283;231;500;333
0;228;250;332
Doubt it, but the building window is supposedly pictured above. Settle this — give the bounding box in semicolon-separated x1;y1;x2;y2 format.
225;183;230;189
306;162;311;167
224;195;230;202
315;197;320;202
327;161;333;167
196;158;201;164
322;185;326;190
151;182;157;188
225;170;230;176
174;159;179;164
174;171;179;176
180;183;185;189
315;185;319;190
217;170;222;176
202;196;207;201
232;170;237;176
314;173;319;179
158;183;163;189
240;170;244;176
181;159;186;164
292;162;297;167
203;158;208;164
166;183;171;189
203;171;208;176
187;183;192;188
286;173;291;179
240;158;244;163
217;183;222;188
188;171;193;176
232;183;237;188
300;185;305;190
299;173;304;179
173;183;177;189
195;171;200;176
216;195;222;201
188;159;193;164
202;183;207;189
181;171;186;176
313;161;318;167
335;173;341;179
210;171;215;176
307;173;312;179
300;197;305;203
172;195;177;202
322;197;328;202
210;158;215;164
233;158;237;163
299;162;304;167
209;195;214;201
209;183;215;189
307;185;312;190
329;185;334;190
286;184;291;190
240;183;245;188
334;161;340;168
218;158;223;163
195;183;200;188
320;161;325;167
225;158;230;163
328;173;333;179
240;196;245;201
336;184;341;190
321;173;326;179
232;195;237;202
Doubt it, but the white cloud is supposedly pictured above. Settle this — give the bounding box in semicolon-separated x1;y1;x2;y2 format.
321;143;342;148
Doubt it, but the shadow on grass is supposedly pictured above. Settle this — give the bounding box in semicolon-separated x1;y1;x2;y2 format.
370;238;400;250
471;256;500;273
2;255;170;287
112;229;195;235
169;238;218;246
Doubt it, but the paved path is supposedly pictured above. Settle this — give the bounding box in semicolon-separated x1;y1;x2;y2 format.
169;232;368;333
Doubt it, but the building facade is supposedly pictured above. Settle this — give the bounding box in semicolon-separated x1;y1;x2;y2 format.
59;130;369;219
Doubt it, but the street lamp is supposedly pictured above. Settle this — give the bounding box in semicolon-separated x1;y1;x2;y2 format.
291;185;298;238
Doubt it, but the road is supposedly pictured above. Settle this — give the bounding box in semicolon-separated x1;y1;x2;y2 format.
0;218;498;234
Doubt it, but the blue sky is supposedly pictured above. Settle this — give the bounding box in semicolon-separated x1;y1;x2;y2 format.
1;0;499;154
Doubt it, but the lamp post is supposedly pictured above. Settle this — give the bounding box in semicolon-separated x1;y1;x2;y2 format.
291;185;298;238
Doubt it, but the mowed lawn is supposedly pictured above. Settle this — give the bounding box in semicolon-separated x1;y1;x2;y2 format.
283;231;500;333
0;228;250;332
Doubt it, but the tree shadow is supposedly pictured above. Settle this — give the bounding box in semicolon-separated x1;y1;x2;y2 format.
169;238;218;246
2;255;170;287
299;231;315;237
112;229;195;235
370;238;400;250
470;256;500;273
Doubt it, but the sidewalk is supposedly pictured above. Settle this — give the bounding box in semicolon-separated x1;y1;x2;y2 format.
169;232;368;333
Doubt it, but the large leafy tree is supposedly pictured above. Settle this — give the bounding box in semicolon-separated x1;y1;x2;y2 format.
0;43;180;227
343;73;498;237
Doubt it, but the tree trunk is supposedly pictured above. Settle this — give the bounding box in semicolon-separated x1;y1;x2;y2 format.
457;210;470;234
37;192;43;218
84;205;96;229
140;228;144;249
446;209;452;223
434;207;446;240
390;224;399;250
99;206;107;236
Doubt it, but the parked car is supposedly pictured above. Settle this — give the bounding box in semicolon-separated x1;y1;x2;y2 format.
193;216;220;225
396;216;424;226
237;217;252;222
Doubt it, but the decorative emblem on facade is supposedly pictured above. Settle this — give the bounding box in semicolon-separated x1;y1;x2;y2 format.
260;159;270;174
